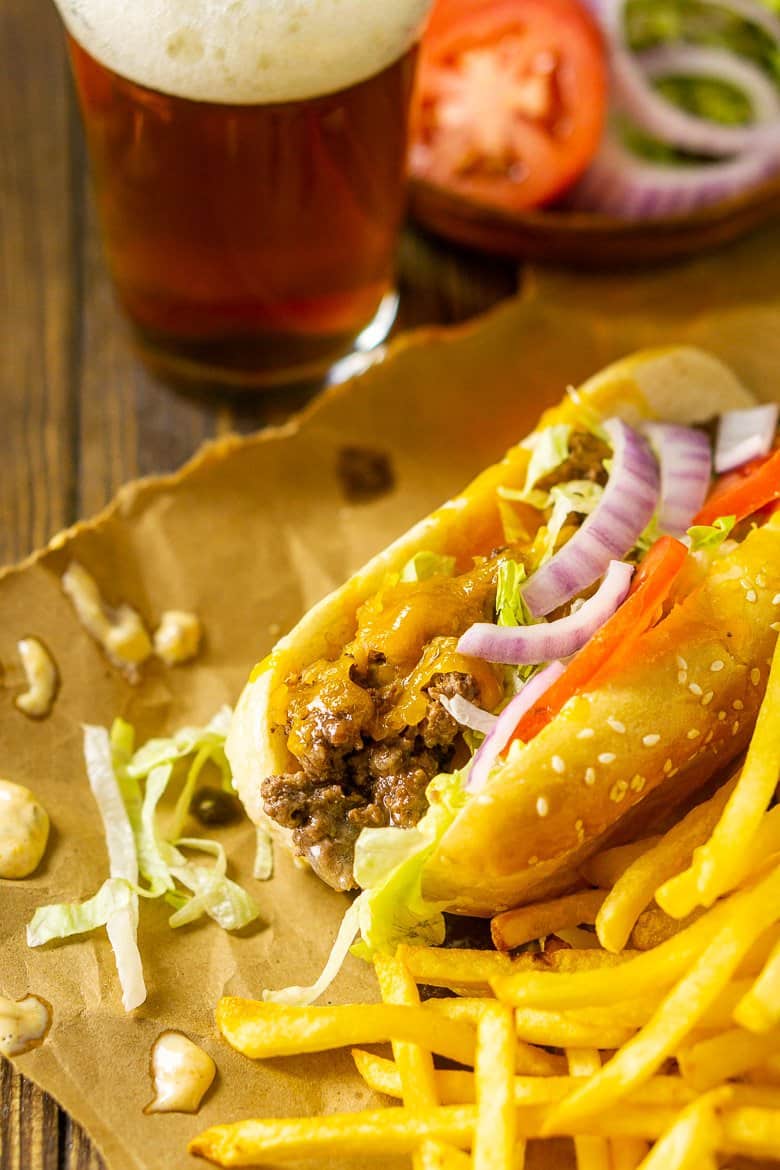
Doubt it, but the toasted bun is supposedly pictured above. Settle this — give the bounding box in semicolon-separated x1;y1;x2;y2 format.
422;516;780;914
226;346;761;903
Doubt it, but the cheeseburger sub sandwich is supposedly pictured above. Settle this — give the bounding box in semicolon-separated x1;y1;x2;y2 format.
228;347;780;941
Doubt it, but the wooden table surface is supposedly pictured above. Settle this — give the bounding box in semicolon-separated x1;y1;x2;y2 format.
0;2;520;1167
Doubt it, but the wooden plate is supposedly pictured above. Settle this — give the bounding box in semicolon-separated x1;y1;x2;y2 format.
408;172;780;268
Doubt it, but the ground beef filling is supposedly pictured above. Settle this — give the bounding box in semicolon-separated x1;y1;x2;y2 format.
534;429;610;491
261;671;479;891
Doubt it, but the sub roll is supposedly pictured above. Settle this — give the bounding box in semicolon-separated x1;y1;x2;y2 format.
227;346;780;916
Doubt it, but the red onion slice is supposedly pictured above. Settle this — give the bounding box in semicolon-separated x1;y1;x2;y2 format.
613;44;780;159
467;661;566;792
568;126;780;219
715;404;780;473
593;0;780;158
521;419;657;618
459;560;634;665
439;693;497;735
644;422;712;536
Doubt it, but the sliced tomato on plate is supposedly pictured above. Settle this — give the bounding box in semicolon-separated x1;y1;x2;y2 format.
694;448;780;527
410;0;608;214
503;536;689;749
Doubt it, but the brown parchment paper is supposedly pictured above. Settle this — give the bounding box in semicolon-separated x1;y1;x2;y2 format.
2;222;780;1170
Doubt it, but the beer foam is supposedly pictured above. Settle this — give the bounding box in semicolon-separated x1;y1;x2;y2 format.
56;0;430;104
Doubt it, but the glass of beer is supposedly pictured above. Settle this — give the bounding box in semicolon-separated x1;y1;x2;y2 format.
52;1;432;388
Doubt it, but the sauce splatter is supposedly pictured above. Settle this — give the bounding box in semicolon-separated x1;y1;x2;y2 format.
0;780;50;879
153;610;202;665
15;638;59;719
145;1031;216;1114
0;994;51;1056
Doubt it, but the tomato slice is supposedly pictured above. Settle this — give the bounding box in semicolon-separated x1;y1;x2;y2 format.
694;448;780;527
504;536;688;749
410;0;607;213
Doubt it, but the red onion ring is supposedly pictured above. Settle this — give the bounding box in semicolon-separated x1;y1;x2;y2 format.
715;403;780;473
585;0;780;160
568;126;780;218
521;419;658;618
644;422;712;536
466;661;566;791
459;559;634;665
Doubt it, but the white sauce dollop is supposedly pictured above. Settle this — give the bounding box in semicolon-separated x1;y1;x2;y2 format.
0;994;50;1056
61;561;153;680
15;638;59;718
145;1031;216;1114
0;781;50;879
153;611;202;666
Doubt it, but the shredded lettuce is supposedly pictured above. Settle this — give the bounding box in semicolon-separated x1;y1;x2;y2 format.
634;512;664;556
687;514;737;552
520;425;572;495
262;900;362;1007
126;706;232;784
400;550;456;582
82;724;145;1011
352;769;468;958
26;707;261;1012
168;838;260;931
495;560;534;628
253;828;274;881
259;771;468;1007
539;481;604;566
27;877;135;947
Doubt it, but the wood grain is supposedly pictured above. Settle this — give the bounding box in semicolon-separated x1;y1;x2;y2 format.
0;2;518;1167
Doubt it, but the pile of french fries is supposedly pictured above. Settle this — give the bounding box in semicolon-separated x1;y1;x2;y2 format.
190;639;780;1169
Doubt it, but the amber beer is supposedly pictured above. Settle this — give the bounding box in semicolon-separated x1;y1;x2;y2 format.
56;2;430;386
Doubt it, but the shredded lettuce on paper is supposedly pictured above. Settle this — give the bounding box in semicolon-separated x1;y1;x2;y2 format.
27;708;261;1012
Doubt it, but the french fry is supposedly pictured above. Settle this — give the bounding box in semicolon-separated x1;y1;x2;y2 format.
418;1146;472;1170
491;889;607;952
720;1106;780;1160
424;999;566;1075
581;837;664;890
610;1139;650;1169
567;1049;611;1170
193;1099;766;1164
374;953;444;1170
351;1052;780;1110
539;948;639;971
473;1003;517;1170
516;1008;635;1050
630;1088;728;1170
628;907;702;952
658;806;780;920
491;893;736;1009
734;935;780;1033
595;779;735;952
678;1025;780;1091
216;997;477;1067
518;979;752;1045
189;1105;476;1166
190;1091;780;1166
543;861;780;1130
425;998;487;1026
397;944;535;991
656;636;780;917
